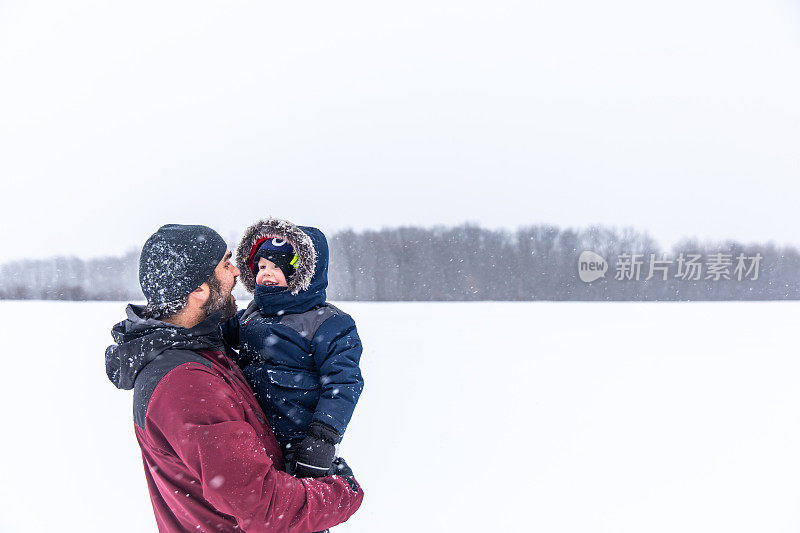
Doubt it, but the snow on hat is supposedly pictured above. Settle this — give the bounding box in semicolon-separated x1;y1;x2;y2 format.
138;224;227;307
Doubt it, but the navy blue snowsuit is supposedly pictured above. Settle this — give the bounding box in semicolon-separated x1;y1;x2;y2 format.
225;227;364;444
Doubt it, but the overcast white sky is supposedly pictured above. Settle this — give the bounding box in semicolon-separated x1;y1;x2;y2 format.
1;0;799;264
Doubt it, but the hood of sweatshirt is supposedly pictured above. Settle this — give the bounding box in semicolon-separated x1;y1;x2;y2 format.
105;304;225;390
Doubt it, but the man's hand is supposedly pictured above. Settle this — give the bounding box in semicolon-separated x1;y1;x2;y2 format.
328;457;360;493
293;421;340;478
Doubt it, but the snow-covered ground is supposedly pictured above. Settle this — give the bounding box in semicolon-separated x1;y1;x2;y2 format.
1;300;800;532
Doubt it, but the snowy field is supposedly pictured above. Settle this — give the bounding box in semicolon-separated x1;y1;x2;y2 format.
2;300;800;532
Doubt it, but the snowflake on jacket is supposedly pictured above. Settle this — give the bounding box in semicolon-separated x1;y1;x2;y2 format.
224;219;364;455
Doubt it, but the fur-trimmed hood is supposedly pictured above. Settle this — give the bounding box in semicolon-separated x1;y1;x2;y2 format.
236;218;317;295
236;219;329;316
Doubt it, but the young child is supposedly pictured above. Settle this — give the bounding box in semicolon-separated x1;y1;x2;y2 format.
226;218;364;480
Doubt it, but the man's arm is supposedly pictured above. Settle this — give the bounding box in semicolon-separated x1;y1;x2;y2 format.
147;363;363;532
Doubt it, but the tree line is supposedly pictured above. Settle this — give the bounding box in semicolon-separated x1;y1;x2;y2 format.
1;224;798;301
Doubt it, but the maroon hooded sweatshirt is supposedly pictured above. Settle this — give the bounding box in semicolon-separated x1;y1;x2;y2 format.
106;304;363;532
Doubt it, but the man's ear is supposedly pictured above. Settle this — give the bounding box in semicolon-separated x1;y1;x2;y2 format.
187;283;209;307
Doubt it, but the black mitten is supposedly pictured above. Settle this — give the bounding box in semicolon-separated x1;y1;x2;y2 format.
293;421;340;478
328;457;360;493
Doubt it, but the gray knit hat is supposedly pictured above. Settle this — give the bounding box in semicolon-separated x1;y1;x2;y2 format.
139;224;227;308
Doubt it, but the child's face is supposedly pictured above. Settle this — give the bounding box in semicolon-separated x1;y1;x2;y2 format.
255;257;288;287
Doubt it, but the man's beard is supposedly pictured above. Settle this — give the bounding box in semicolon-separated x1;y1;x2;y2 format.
203;274;237;321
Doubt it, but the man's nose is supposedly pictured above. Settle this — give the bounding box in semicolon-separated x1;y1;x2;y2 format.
232;264;241;276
